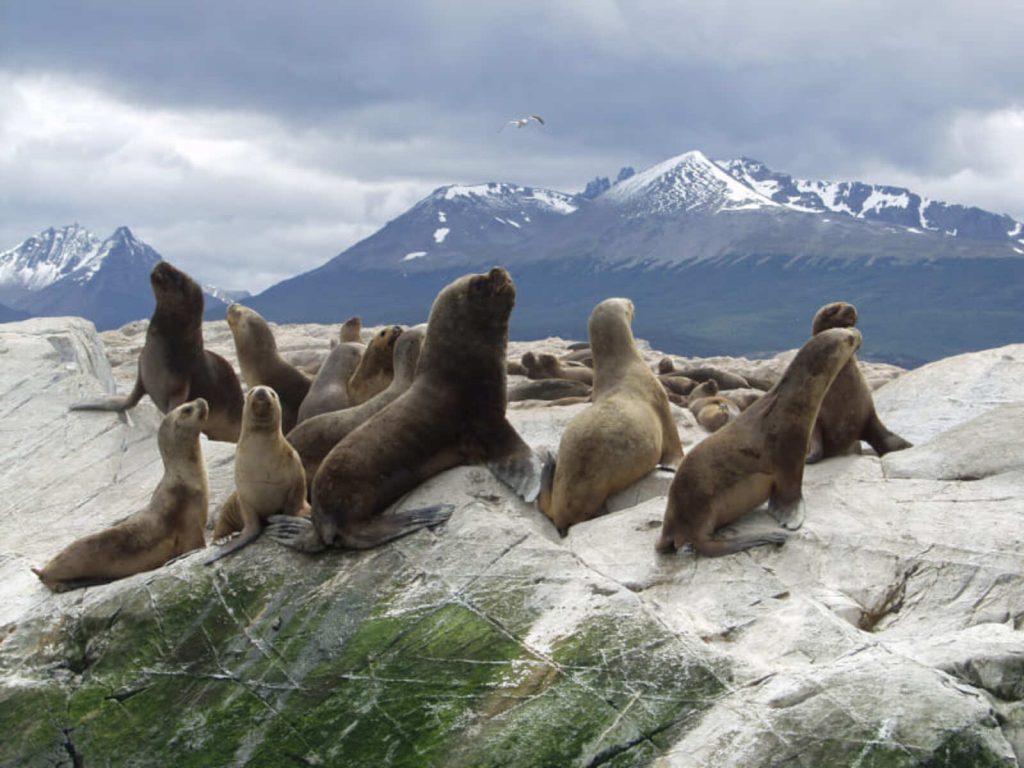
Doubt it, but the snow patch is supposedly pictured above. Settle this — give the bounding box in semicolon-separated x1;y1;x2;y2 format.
1008;221;1022;237
437;211;447;224
433;228;450;244
402;251;427;262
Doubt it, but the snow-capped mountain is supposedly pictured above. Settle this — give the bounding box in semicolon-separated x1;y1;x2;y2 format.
250;150;1024;364
720;157;1024;248
0;225;234;329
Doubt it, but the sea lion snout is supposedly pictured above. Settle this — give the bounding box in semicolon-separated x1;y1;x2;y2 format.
226;303;245;326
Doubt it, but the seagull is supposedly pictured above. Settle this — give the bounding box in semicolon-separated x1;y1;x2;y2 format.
499;115;545;132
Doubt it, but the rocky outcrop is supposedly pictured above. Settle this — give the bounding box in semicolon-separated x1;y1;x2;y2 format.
1;317;1021;767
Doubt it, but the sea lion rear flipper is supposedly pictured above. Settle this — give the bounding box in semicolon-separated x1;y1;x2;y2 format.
692;529;789;557
331;504;455;550
483;419;543;503
266;515;328;553
69;375;146;413
863;413;913;456
204;523;262;565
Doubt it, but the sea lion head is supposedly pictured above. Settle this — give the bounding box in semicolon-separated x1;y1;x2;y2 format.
227;303;276;350
368;325;404;362
785;327;863;388
588;298;637;359
340;316;363;343
159;398;208;462
419;267;516;375
521;351;539;373
657;357;675;375
242;386;281;433
537;353;561;376
812;301;859;334
150;261;203;311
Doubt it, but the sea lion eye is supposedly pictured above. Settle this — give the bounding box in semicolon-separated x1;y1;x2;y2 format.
183;406;193;415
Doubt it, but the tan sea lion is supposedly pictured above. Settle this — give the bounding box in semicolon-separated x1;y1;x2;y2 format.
671;366;750;390
340;315;363;343
538;298;684;533
287;325;426;484
33;399;210;591
522;352;593;385
206;386;310;563
657;327;862;557
807;301;912;463
659;375;698;398
561;348;594;366
70;261;243;441
657;357;676;375
507;358;529;376
347;325;403;405
267;267;541;551
226;303;311;434
296;341;364;423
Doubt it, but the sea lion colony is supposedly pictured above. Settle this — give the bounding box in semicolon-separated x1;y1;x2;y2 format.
34;261;911;590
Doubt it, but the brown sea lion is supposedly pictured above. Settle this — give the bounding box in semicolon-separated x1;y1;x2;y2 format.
522;352;594;385
657;327;862;557
538;298;684;533
508;378;592;402
33;399;210;591
226;303;311;434
347;325;403;405
70;261;243;441
296;341;364;423
267;267;541;551
671;366;750;390
340;315;363;343
287;325;426;484
206;387;310;563
807;302;913;463
659;375;698;398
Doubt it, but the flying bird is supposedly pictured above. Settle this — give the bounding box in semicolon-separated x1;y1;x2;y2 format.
499;115;545;132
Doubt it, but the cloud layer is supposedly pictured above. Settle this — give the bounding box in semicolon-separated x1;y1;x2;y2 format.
2;1;1022;290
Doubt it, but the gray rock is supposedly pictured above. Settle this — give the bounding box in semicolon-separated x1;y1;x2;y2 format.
1;317;1022;767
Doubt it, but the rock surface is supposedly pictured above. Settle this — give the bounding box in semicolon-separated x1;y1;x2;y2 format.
1;317;1022;767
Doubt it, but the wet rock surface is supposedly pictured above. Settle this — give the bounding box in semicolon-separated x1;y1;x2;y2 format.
1;317;1021;767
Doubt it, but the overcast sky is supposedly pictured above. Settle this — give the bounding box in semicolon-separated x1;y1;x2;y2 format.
2;1;1022;292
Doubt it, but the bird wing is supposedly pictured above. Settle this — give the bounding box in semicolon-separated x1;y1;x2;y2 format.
530;115;545;124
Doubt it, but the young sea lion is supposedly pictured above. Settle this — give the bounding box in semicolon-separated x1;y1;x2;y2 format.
226;303;311;434
538;298;684;533
33;399;210;591
70;261;243;442
296;341;364;423
206;386;310;564
267;267;541;552
657;327;862;557
347;325;403;405
807;301;913;463
287;325;426;484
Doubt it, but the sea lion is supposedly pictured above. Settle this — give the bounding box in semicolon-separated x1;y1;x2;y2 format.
33;399;210;591
347;325;403;405
287;325;426;484
296;341;364;423
562;348;594;366
807;302;913;463
70;261;243;442
340;315;363;343
656;327;862;557
657;357;676;375
522;352;594;385
507;359;529;376
508;378;592;402
659;375;698;398
226;303;311;434
267;267;541;552
670;366;750;390
538;298;684;533
206;387;310;563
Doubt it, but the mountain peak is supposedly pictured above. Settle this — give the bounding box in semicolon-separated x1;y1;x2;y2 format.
601;150;780;215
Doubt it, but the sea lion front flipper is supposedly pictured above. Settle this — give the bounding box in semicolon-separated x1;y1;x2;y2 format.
204;521;262;565
768;461;807;530
69;374;146;413
806;425;824;464
483;419;543;503
265;515;328;553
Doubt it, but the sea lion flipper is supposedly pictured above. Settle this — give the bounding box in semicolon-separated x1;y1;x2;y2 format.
863;412;913;456
266;515;327;553
692;529;789;558
330;504;455;550
483;420;543;503
806;425;824;464
69;375;146;412
204;522;262;565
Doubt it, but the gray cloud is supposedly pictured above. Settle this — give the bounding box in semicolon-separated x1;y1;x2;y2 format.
2;1;1023;291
